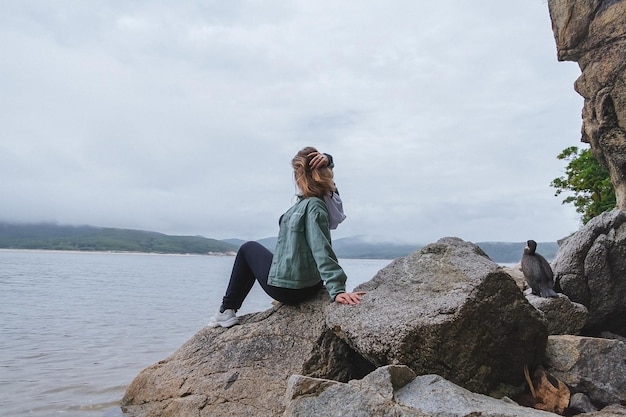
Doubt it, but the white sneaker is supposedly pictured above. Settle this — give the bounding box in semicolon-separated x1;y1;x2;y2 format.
207;309;239;328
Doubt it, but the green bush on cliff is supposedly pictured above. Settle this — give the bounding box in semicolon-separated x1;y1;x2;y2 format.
551;146;616;224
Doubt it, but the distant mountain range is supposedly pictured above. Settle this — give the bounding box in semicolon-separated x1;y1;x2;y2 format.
216;236;557;263
0;222;558;262
223;236;424;260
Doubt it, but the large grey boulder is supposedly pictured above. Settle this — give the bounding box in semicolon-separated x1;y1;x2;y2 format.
284;366;559;417
544;335;626;406
121;291;362;417
326;237;549;395
552;209;626;334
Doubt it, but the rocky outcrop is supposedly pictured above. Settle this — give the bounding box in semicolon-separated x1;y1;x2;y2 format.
326;237;548;395
548;0;626;209
121;237;626;416
551;209;626;334
121;238;548;416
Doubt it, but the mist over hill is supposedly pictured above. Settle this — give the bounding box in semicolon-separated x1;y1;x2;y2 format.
1;222;558;262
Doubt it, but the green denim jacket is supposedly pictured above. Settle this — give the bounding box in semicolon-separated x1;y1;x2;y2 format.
267;196;347;300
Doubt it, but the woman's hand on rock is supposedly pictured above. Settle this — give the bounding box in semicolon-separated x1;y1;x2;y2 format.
335;291;366;305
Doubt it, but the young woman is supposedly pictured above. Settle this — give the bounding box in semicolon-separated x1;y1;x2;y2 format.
208;146;365;328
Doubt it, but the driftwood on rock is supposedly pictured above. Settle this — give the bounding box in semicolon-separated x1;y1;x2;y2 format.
524;365;570;415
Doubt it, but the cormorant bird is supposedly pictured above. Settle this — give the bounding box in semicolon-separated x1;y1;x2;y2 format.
521;240;558;298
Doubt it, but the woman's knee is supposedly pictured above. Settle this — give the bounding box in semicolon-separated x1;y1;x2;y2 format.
239;241;273;261
239;241;264;253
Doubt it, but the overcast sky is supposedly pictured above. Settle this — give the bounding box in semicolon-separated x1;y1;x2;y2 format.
0;1;585;244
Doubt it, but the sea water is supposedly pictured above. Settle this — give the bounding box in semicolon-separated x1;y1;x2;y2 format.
0;250;391;417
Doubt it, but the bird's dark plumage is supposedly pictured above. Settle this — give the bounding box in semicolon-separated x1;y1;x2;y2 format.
520;240;558;298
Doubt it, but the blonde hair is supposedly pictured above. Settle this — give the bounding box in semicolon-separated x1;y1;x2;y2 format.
292;146;336;198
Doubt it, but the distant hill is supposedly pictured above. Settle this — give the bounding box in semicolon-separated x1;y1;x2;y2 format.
223;236;416;259
0;222;238;254
0;222;559;262
223;236;558;263
332;236;419;259
477;241;559;263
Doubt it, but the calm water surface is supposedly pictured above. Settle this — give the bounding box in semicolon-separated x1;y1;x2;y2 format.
0;250;390;417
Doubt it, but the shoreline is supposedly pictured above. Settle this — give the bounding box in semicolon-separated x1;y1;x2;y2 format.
0;248;237;257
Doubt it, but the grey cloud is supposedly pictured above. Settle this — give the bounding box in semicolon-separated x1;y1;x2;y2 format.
0;1;584;244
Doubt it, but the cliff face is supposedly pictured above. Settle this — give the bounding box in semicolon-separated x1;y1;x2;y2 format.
548;0;626;209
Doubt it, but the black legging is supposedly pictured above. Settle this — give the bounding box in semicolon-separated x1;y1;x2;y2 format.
220;241;323;312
